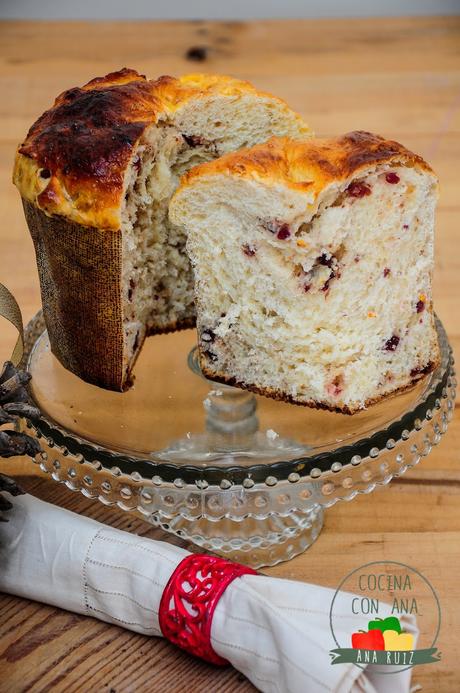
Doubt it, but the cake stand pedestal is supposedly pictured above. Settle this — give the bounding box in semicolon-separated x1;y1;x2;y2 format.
18;313;455;568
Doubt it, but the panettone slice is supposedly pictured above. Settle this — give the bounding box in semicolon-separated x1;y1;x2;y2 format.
169;132;440;414
13;69;311;390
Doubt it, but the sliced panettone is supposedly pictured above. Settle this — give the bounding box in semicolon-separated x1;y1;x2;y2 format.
169;132;440;414
13;68;311;390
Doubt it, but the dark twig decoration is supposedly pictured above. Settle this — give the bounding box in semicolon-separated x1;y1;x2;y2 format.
0;361;41;520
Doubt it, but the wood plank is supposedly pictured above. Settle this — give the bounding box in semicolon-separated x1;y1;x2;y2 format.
0;16;459;693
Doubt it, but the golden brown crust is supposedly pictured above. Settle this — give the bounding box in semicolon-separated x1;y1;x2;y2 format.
14;69;309;231
16;69;159;230
179;131;436;200
200;357;439;415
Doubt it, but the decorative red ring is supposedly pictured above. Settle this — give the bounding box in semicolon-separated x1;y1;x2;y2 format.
159;554;257;665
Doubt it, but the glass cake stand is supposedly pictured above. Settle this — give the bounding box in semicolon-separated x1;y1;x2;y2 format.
18;312;455;568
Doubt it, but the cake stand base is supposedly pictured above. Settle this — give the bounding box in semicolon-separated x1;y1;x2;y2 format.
158;506;324;567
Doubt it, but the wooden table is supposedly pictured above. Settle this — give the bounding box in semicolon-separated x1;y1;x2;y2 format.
0;16;459;692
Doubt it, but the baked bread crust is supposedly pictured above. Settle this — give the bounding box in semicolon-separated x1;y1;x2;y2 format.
200;360;438;416
179;131;434;197
13;69;309;231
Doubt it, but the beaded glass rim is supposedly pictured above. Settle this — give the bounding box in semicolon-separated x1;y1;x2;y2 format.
22;312;453;486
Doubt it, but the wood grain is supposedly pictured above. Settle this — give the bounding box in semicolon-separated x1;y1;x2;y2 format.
0;16;459;693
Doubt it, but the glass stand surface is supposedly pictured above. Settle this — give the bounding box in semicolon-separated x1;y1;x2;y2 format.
19;312;456;568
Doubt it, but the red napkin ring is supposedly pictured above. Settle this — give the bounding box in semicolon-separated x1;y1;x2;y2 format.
159;553;257;665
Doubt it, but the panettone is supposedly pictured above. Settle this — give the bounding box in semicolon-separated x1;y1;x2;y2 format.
14;68;311;390
169;132;440;414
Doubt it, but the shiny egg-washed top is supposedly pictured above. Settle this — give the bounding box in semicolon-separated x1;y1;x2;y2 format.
178;131;435;204
13;68;309;230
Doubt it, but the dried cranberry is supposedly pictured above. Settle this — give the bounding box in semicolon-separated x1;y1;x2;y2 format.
128;278;135;301
416;300;425;313
261;218;293;240
354;256;360;263
321;271;336;292
347;182;371;198
384;335;400;351
403;224;409;230
242;244;256;256
327;375;343;398
318;253;333;267
383;267;391;278
183;134;206;148
303;283;311;293
277;224;291;240
410;363;432;378
385;172;400;184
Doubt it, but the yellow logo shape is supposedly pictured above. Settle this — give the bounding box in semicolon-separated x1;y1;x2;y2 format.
383;630;414;651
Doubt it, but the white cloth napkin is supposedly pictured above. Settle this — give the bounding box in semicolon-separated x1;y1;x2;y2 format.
0;494;417;693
